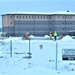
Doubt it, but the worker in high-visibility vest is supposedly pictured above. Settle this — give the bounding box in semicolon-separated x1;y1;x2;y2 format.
53;31;57;40
49;32;52;39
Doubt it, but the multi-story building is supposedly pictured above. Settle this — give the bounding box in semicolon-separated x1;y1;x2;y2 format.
1;11;75;36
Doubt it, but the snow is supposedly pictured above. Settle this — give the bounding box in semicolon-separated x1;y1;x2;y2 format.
2;12;52;15
2;11;75;15
44;35;50;39
60;35;74;41
29;35;34;38
0;36;75;75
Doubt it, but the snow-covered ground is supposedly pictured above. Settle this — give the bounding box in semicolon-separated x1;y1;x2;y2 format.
0;35;75;75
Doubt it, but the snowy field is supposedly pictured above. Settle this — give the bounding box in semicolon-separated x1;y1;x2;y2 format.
0;35;75;75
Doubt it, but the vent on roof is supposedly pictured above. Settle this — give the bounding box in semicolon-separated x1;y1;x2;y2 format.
67;10;69;12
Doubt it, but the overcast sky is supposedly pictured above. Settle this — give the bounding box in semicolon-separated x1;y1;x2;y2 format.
0;0;75;28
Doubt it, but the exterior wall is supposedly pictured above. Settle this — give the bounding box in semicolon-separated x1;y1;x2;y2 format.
14;20;51;36
8;15;14;27
2;15;15;36
2;13;75;36
2;15;8;27
51;15;75;35
2;15;14;27
3;27;14;36
13;14;53;36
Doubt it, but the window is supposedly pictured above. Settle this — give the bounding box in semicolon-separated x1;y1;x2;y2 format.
41;16;42;19
22;22;24;24
10;16;12;19
23;16;24;19
26;16;27;19
17;16;18;19
65;23;67;24
49;23;51;24
49;16;51;19
65;16;67;19
70;16;72;19
46;16;48;19
32;16;33;19
11;28;12;30
63;28;65;30
68;23;69;24
10;22;12;25
58;16;60;18
29;16;30;19
43;16;45;19
68;16;69;19
20;16;21;19
38;16;39;19
70;23;72;24
63;23;64;24
35;16;36;19
63;16;64;19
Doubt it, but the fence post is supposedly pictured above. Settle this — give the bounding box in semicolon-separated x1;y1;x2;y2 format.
56;42;58;70
28;38;32;59
10;40;12;57
29;38;30;57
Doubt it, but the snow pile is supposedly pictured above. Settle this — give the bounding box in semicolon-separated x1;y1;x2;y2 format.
44;35;50;39
29;35;34;38
60;35;74;41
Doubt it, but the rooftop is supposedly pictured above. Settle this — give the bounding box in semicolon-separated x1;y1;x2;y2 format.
1;11;75;15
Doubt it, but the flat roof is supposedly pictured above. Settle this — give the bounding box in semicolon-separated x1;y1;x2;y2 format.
1;11;75;16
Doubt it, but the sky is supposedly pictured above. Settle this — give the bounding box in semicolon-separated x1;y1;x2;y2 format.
0;0;75;28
